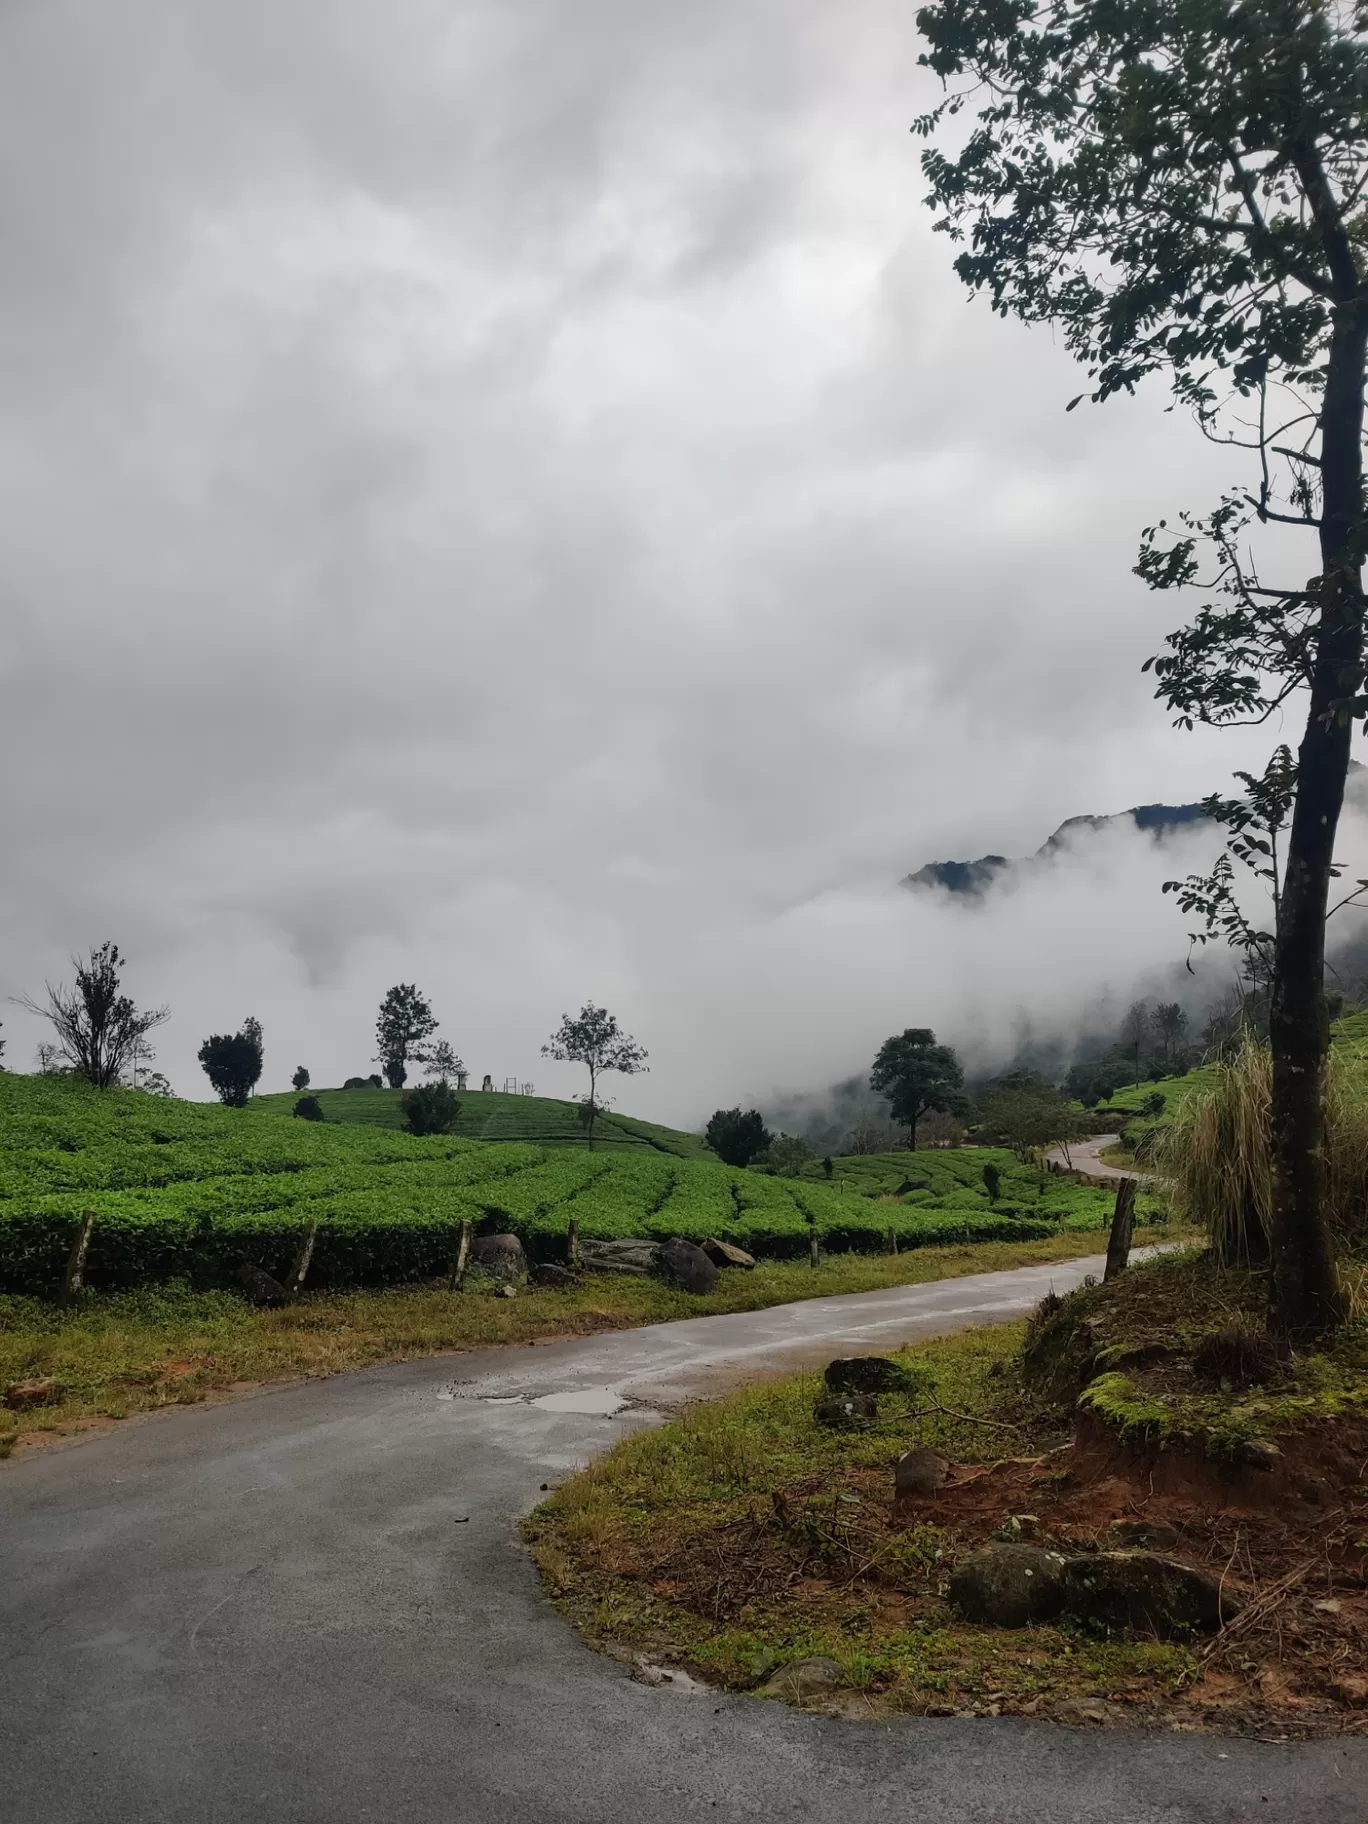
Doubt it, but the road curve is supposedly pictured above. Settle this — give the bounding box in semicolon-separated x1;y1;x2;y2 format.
2;1252;1360;1824
1043;1134;1152;1182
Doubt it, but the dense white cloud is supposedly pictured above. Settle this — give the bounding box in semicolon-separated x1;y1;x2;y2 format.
0;0;1331;1121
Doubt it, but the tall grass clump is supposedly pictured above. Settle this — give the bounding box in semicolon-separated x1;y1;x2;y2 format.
1162;1036;1368;1264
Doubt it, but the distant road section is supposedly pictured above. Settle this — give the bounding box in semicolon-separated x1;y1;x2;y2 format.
1043;1134;1153;1182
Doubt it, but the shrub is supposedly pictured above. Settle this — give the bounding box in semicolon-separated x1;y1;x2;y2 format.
401;1082;460;1137
982;1162;1001;1203
293;1096;325;1123
1162;1035;1368;1262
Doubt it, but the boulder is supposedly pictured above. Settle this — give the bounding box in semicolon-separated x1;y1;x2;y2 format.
825;1356;909;1395
948;1544;1067;1628
530;1262;579;1288
702;1237;757;1270
469;1233;528;1284
814;1392;878;1428
895;1446;950;1498
238;1264;288;1306
656;1237;719;1295
3;1377;63;1412
755;1656;846;1700
580;1239;659;1277
1060;1551;1238;1634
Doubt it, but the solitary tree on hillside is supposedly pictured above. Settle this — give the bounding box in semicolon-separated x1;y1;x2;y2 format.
542;1003;648;1150
915;0;1368;1341
420;1038;465;1084
706;1107;773;1168
198;1017;264;1108
292;1065;310;1093
869;1029;965;1150
375;985;438;1090
19;943;168;1090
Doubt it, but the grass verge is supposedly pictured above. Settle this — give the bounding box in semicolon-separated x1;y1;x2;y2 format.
0;1230;1136;1459
526;1248;1368;1736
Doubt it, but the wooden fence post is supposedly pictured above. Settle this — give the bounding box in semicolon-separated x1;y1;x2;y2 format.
449;1219;473;1291
1104;1178;1137;1282
567;1214;581;1271
808;1215;819;1270
63;1210;96;1302
887;1226;898;1256
286;1218;319;1298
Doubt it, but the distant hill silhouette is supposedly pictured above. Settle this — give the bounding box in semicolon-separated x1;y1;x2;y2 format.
903;801;1211;898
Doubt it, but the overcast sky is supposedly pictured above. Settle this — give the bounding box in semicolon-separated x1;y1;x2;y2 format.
0;0;1337;1121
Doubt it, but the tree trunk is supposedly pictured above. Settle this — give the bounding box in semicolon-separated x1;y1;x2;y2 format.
1267;289;1367;1346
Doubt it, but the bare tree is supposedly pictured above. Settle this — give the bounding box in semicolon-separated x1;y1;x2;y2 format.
20;943;168;1090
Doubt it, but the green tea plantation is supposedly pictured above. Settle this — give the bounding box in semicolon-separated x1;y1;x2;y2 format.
0;1074;1126;1294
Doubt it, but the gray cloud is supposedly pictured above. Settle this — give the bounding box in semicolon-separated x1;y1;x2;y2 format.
0;0;1326;1117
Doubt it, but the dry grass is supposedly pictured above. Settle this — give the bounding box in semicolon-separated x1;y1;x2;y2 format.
0;1230;1132;1457
1161;1036;1368;1264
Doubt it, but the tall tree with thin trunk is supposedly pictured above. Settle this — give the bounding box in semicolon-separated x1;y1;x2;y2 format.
542;1003;648;1150
375;985;438;1090
20;943;168;1090
916;0;1367;1341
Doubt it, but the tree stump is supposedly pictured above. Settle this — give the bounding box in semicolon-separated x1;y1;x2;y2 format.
1104;1178;1136;1282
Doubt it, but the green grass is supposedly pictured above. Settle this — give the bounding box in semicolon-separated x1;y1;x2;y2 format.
524;1320;1197;1717
0;1077;1119;1294
251;1085;715;1158
0;1231;1129;1455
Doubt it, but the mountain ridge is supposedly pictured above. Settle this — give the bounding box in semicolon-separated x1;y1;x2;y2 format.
902;800;1211;898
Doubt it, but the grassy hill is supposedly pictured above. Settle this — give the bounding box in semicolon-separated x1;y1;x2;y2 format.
251;1085;714;1159
0;1074;1093;1294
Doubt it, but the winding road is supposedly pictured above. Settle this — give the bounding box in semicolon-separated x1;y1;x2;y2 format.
2;1253;1361;1823
1043;1134;1152;1181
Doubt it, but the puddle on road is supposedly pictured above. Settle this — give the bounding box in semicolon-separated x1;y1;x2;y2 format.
529;1387;628;1416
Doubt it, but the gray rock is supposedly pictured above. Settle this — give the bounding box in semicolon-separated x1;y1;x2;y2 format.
1238;1436;1281;1471
656;1237;719;1295
825;1356;910;1395
814;1393;878;1428
701;1237;757;1270
530;1262;578;1287
895;1446;949;1497
1059;1551;1238;1634
579;1239;660;1276
238;1263;288;1306
755;1656;846;1700
469;1234;528;1284
948;1544;1067;1627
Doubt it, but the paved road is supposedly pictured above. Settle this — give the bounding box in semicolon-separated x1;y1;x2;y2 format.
1044;1134;1152;1182
2;1253;1361;1824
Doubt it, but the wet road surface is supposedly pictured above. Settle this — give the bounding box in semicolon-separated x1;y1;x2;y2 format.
2;1249;1361;1823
